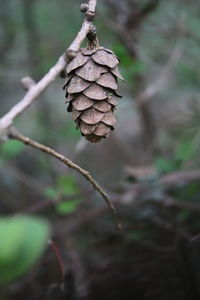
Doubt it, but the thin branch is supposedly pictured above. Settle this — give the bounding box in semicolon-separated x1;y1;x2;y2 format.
67;0;97;56
136;43;183;105
8;128;121;231
0;55;66;131
161;170;200;187
48;239;65;284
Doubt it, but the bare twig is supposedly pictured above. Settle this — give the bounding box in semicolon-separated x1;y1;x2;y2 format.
8;128;121;230
135;43;183;105
48;239;65;283
66;0;97;57
161;170;200;187
0;55;66;132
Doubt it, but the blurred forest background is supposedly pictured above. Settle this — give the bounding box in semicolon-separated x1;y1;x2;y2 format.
1;0;200;299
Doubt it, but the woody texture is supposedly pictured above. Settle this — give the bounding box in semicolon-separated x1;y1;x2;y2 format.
63;43;124;143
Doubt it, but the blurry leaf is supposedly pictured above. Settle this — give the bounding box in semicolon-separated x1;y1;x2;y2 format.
177;210;191;222
55;175;81;214
184;182;200;198
155;157;176;173
43;187;58;200
175;140;194;162
56;199;81;215
57;175;80;196
0;141;24;160
0;216;50;284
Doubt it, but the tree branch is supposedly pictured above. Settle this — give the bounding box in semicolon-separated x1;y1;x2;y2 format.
66;0;97;57
0;0;98;134
8;128;121;231
0;55;66;133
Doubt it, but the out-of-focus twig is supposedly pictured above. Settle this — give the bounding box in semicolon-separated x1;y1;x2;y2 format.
48;239;65;284
161;170;200;187
135;43;183;105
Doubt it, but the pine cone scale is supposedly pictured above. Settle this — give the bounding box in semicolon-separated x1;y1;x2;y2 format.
67;76;90;93
96;73;118;90
72;95;94;110
80;122;97;135
83;83;107;100
94;123;110;136
66;52;90;73
92;49;119;68
75;60;107;81
80;108;104;125
93;101;111;112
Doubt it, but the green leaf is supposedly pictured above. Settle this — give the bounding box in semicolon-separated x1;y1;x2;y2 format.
43;187;58;200
0;216;51;284
155;157;176;173
56;199;81;215
175;140;194;162
57;175;80;196
0;140;24;160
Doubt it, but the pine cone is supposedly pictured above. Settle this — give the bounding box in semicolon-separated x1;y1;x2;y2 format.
63;47;124;143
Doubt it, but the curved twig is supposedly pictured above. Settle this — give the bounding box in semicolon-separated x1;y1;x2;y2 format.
9;128;121;231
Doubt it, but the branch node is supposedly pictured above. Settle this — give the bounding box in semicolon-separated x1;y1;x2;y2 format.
80;3;89;12
87;25;99;49
88;24;97;37
66;49;78;60
86;11;95;21
20;76;36;91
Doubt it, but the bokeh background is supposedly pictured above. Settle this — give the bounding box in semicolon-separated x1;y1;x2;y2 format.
1;0;200;299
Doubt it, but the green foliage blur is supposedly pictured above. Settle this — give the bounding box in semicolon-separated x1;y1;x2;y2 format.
0;216;50;284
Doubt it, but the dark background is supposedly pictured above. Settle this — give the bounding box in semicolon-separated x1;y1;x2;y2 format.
1;0;200;299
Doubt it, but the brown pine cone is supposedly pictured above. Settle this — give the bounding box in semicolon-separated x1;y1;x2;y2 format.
63;47;124;143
